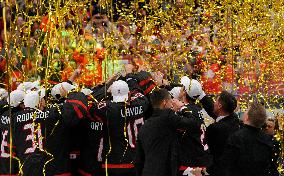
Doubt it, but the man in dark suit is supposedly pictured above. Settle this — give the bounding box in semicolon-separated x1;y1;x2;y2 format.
204;91;240;176
221;100;273;176
135;88;200;176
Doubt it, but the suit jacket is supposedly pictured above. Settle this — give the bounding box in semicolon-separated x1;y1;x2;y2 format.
135;108;199;176
221;125;273;176
205;113;240;175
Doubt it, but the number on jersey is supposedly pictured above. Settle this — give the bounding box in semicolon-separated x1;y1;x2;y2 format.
1;130;9;158
127;117;144;148
24;123;43;154
200;124;208;151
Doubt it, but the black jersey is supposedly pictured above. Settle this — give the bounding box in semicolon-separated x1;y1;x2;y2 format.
98;91;149;174
69;119;87;175
78;101;106;176
0;107;20;175
12;92;88;176
177;102;212;169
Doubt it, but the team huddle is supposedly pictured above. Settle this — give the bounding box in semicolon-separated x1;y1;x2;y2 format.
0;65;277;176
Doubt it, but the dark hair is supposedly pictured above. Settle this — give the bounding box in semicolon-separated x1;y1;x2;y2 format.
218;91;237;114
150;88;171;108
248;100;267;128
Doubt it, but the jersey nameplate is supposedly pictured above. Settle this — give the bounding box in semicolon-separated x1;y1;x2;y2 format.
16;111;50;123
90;122;103;130
120;106;143;118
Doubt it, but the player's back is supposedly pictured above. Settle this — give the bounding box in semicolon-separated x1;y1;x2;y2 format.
178;102;212;168
12;107;71;176
0;107;21;175
107;102;144;162
79;102;106;176
102;91;149;173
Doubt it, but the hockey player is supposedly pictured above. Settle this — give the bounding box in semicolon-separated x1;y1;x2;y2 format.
78;92;106;176
177;76;212;175
0;90;25;175
88;79;148;176
78;74;120;176
12;87;88;176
